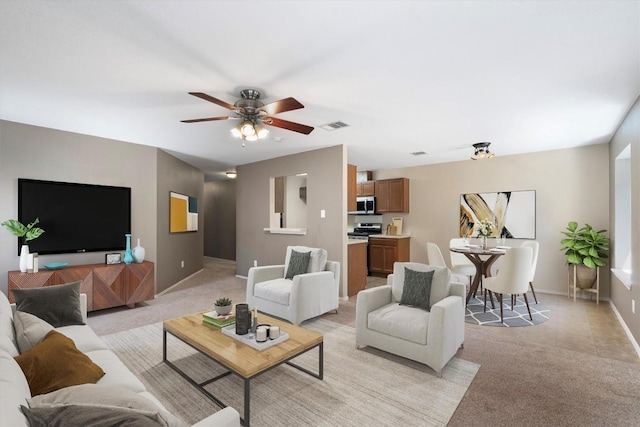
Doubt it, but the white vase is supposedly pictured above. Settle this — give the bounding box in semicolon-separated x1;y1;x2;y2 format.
133;238;145;263
19;244;29;273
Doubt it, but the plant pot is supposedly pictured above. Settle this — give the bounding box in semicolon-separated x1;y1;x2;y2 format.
569;264;597;289
215;305;232;315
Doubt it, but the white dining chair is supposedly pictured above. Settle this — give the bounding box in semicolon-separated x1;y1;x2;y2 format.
449;238;476;288
520;240;540;304
426;242;469;284
483;246;533;323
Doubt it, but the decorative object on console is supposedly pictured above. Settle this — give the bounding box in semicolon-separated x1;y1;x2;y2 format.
1;218;45;273
105;253;122;264
132;238;145;263
214;297;232;315
123;234;134;265
43;262;68;270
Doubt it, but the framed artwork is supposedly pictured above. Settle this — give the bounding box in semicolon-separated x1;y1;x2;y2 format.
460;190;535;238
170;191;199;233
105;253;122;264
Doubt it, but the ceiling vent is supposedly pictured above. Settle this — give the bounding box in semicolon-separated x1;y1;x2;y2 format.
411;151;427;156
319;121;349;131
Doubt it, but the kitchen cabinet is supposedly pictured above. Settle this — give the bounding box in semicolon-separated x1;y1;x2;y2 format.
375;178;409;213
357;181;376;196
348;164;357;212
348;241;368;296
368;237;410;277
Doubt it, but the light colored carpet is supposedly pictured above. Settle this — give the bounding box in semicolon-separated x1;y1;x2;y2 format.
102;319;480;427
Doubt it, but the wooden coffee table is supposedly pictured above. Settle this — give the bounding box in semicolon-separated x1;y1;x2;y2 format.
163;313;323;426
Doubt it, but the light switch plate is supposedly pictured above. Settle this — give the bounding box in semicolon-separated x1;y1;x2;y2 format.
320;209;326;218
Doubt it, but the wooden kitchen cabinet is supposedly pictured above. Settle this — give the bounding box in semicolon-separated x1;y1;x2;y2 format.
357;181;376;196
375;178;409;213
368;237;410;277
348;164;357;212
348;241;368;296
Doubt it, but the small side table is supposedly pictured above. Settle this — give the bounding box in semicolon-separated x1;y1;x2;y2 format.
567;265;600;304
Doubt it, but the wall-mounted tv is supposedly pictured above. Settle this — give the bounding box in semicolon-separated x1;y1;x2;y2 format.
18;178;131;255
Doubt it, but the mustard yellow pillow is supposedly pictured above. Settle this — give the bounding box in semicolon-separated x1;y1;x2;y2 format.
14;330;105;396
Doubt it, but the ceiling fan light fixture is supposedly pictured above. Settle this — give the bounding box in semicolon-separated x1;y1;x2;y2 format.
256;124;269;139
240;121;256;137
230;127;242;138
471;142;494;160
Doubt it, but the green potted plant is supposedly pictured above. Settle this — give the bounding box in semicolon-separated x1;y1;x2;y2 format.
1;218;45;272
561;221;609;289
214;297;232;315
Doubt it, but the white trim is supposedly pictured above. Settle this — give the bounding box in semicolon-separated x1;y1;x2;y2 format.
612;268;632;290
263;227;307;235
236;274;247;280
609;300;640;360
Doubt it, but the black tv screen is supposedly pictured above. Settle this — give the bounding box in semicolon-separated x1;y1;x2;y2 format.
18;178;131;255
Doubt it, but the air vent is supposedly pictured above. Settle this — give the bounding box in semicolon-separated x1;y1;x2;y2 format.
411;151;427;156
319;121;349;131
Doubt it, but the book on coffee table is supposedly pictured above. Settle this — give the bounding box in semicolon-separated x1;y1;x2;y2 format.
202;311;236;328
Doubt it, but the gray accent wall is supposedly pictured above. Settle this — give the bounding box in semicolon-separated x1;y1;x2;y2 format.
236;145;347;295
609;95;640;349
204;179;236;261
156;149;204;293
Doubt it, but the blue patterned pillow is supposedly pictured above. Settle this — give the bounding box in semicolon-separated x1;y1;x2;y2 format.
285;250;311;279
399;268;434;310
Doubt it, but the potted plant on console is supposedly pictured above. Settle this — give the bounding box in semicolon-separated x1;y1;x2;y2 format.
561;221;609;289
1;218;45;273
214;297;233;315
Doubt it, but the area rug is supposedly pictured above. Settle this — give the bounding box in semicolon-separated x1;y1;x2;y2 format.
465;294;550;327
102;319;479;426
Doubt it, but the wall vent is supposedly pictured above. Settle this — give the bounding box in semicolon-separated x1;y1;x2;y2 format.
411;151;428;156
319;121;349;131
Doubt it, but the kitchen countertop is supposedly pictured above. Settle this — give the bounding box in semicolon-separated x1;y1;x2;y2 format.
348;239;368;245
367;234;411;239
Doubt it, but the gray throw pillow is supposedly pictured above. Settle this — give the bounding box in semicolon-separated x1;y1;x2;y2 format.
285;250;311;279
13;311;54;353
12;282;84;327
399;268;434;311
20;405;168;427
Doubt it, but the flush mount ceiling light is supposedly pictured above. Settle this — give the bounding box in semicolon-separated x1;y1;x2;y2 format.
225;171;237;179
471;142;495;160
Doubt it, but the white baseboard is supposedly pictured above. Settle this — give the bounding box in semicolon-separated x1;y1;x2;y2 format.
236;274;247;280
608;301;640;360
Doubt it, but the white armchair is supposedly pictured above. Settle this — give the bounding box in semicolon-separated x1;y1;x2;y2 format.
246;246;340;325
355;262;465;377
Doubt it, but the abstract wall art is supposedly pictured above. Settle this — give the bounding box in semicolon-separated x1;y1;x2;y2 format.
170;191;198;233
460;190;535;239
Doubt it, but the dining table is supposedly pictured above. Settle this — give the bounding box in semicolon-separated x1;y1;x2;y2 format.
450;245;508;305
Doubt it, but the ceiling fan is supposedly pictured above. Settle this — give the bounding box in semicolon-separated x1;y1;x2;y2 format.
181;89;314;142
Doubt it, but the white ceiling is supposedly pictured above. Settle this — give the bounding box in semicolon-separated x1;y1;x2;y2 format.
1;1;638;181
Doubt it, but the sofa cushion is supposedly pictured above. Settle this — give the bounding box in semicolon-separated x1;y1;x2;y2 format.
400;268;434;311
56;324;110;353
254;278;292;306
20;405;169;427
285;250;311;279
0;349;32;426
284;246;328;276
12;282;84;327
87;349;147;393
28;384;185;427
0;290;19;357
14;310;54;353
367;303;430;345
392;263;451;306
14;330;105;396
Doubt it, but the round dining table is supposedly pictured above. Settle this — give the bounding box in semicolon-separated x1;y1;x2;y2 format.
450;245;508;304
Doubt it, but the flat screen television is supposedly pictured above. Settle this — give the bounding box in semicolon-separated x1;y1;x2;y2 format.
18;178;131;255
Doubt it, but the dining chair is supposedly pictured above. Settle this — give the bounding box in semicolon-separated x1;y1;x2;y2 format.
520;240;540;304
449;238;476;289
426;242;469;284
483;247;533;323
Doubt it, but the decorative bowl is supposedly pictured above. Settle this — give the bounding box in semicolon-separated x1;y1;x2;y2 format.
44;262;68;270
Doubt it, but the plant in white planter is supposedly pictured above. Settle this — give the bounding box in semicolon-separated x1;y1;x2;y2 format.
1;218;45;272
214;297;233;315
561;221;609;289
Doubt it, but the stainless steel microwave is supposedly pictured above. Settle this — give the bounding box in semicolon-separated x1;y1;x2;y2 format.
350;196;376;215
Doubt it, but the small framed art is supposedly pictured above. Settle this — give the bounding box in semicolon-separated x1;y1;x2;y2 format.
105;253;122;264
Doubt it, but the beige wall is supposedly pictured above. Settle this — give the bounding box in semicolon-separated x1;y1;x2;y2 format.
236;145;347;296
609;95;640;349
0;120;158;295
371;144;610;298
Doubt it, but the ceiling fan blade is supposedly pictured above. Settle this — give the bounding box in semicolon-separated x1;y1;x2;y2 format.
188;92;236;110
264;117;314;135
261;97;305;115
181;116;230;123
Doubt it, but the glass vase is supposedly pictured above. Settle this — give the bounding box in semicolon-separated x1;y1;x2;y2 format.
481;235;488;250
123;234;134;264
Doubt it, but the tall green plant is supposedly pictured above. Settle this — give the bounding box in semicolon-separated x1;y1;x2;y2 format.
560;221;609;268
1;218;45;244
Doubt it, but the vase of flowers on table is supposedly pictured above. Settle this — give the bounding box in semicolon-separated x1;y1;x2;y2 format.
477;219;495;250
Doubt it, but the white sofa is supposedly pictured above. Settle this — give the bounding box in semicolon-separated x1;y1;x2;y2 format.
355;262;465;377
247;246;340;325
0;290;240;427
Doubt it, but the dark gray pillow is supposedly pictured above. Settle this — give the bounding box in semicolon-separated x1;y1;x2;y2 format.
400;268;435;311
285;250;311;279
12;282;84;327
20;405;166;427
